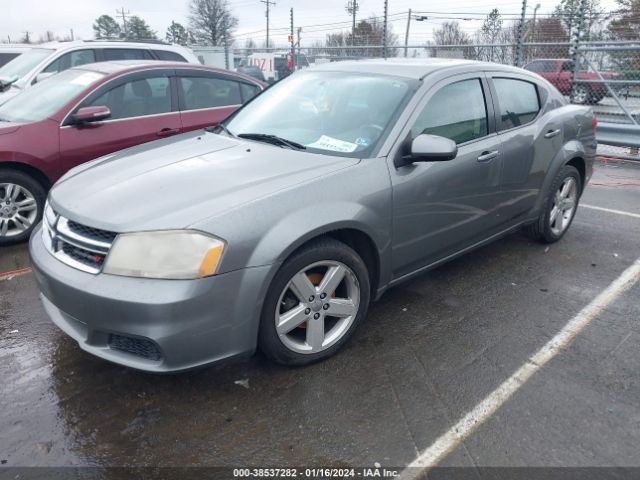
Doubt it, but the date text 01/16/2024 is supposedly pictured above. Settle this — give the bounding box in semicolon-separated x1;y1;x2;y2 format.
232;467;400;478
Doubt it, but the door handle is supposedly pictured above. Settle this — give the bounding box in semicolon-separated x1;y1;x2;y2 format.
544;129;561;139
157;128;181;137
477;150;499;162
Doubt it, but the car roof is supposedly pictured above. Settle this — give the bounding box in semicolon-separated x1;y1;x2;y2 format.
70;60;265;85
309;58;528;80
36;40;186;51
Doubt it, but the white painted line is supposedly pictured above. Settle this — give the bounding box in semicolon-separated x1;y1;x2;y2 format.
399;257;640;479
581;204;640;219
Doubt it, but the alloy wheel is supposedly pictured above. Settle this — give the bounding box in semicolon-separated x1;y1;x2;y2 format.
275;260;360;354
549;176;578;236
0;183;38;238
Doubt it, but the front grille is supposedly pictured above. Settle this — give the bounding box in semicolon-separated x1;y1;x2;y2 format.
61;242;105;270
109;334;162;361
42;203;116;274
66;220;117;244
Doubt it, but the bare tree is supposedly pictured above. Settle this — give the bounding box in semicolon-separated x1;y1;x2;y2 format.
431;22;476;59
189;0;238;46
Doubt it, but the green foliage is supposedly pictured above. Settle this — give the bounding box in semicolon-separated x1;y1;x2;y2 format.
126;16;157;40
93;15;122;39
166;22;189;45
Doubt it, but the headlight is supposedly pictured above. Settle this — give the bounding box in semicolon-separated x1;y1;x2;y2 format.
103;230;225;280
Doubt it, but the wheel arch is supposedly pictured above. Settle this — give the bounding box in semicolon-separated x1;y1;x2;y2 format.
0;161;52;191
531;140;587;215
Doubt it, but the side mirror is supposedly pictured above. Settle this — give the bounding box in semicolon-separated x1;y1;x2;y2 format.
73;106;111;124
34;72;55;84
410;134;458;162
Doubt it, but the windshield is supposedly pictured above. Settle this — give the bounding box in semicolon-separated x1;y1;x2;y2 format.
225;71;416;158
0;68;105;123
0;48;54;83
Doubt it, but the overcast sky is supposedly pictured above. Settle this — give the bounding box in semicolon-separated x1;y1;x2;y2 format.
0;0;619;46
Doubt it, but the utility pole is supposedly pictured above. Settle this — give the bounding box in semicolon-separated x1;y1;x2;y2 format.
69;28;74;41
515;0;527;67
382;0;388;59
404;9;412;58
296;27;302;65
346;0;359;45
116;7;131;39
290;8;295;70
223;17;230;69
261;0;276;49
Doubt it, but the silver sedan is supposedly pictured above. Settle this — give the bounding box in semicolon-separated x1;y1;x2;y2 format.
30;59;596;372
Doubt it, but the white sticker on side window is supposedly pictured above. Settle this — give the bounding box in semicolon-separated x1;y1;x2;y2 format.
306;135;358;153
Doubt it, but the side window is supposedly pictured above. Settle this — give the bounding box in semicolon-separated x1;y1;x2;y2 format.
493;78;540;130
561;61;574;72
240;83;261;102
103;49;153;61
43;49;95;74
153;50;187;62
84;75;172;120
179;76;242;110
411;79;488;145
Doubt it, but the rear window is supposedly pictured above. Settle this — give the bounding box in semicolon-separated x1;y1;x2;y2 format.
153;50;187;62
103;49;153;61
524;60;557;72
179;76;242;110
493;78;540;130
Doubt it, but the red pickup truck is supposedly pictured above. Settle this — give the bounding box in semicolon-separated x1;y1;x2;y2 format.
523;58;618;104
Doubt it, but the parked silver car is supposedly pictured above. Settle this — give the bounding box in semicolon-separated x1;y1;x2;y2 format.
30;59;596;372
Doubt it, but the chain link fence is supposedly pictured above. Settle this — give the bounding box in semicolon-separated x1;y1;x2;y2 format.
232;41;640;160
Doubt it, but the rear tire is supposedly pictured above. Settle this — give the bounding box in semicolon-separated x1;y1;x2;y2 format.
525;165;581;244
258;237;370;366
0;169;46;246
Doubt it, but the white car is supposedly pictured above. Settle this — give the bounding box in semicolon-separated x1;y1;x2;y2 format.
0;40;199;104
0;44;30;68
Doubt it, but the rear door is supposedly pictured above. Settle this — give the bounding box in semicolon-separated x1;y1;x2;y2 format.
488;74;561;221
176;69;259;131
59;69;182;171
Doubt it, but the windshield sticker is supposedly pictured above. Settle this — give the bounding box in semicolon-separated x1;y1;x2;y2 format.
355;137;372;147
307;135;358;153
71;72;103;86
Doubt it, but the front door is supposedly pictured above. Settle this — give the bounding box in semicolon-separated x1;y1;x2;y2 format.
59;71;182;172
388;74;505;279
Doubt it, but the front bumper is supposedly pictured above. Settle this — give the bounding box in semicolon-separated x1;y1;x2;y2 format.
29;225;273;372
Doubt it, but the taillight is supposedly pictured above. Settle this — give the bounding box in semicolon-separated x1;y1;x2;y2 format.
592;114;598;131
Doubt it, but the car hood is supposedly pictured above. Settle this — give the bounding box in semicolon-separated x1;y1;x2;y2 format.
50;131;360;232
0;87;20;106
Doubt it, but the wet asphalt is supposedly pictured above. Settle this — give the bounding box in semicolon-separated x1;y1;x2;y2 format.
0;159;639;475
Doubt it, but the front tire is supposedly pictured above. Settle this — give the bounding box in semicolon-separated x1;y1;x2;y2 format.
0;170;45;246
258;237;371;366
525;165;581;244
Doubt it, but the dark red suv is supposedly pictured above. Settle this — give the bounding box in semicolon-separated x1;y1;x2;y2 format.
0;61;265;244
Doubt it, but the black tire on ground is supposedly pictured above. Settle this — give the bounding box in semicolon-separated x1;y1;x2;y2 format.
258;237;371;366
525;165;582;244
0;169;46;246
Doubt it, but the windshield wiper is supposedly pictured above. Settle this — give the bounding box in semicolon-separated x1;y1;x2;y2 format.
205;123;235;137
237;133;306;150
